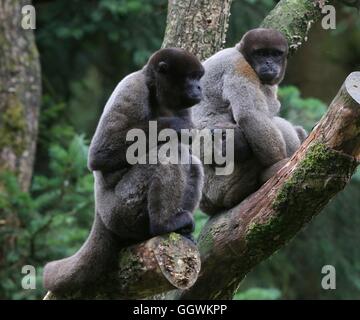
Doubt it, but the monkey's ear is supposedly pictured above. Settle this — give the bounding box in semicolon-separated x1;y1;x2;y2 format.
157;61;168;73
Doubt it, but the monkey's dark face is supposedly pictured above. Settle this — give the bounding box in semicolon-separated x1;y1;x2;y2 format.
146;48;205;110
249;47;287;85
157;65;204;108
239;28;288;85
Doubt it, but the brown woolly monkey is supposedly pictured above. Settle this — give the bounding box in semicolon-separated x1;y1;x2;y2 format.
43;48;205;295
192;28;307;215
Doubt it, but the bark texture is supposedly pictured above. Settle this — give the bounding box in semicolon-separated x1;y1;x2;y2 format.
0;0;41;191
162;0;233;61
261;0;330;53
44;233;201;300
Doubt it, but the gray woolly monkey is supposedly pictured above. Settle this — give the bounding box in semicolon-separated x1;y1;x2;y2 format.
43;48;205;295
192;28;307;215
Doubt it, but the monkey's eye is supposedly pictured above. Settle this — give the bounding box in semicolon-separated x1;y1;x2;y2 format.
253;49;283;58
157;61;168;73
253;49;270;57
188;71;203;80
271;49;284;57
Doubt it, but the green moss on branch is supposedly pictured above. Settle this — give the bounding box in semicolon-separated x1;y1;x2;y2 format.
246;143;358;260
261;0;328;52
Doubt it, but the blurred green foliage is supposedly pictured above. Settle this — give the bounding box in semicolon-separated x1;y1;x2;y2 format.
36;0;167;135
1;0;359;300
0;129;94;299
278;86;327;132
233;287;281;300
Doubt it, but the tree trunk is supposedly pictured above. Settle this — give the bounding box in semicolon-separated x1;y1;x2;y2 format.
0;0;41;191
162;0;233;60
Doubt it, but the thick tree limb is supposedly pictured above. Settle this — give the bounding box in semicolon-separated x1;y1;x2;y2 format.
261;0;330;53
44;234;200;299
177;72;360;299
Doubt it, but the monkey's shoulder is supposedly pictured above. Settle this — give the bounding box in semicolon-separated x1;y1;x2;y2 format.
102;70;149;121
203;48;239;67
234;57;260;86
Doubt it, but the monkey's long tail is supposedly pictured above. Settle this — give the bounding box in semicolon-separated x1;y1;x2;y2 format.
43;212;120;296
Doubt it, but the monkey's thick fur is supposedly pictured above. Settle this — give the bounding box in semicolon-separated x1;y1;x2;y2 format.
43;48;204;294
192;29;307;215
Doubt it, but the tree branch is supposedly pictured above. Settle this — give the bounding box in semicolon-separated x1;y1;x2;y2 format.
176;72;360;299
261;0;330;53
44;234;200;299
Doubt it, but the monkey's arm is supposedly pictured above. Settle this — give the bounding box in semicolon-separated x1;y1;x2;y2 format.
88;112;192;172
295;125;308;142
210;124;251;164
223;76;287;167
88;109;132;172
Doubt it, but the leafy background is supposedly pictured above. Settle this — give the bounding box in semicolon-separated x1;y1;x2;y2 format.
0;0;359;299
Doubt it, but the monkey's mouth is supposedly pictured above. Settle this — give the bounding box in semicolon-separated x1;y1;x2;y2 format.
259;72;278;84
260;73;278;85
184;95;202;106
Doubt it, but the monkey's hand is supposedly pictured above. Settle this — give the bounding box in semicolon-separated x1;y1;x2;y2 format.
294;126;308;143
260;158;289;184
157;117;193;137
223;76;286;166
181;233;197;244
236;112;287;167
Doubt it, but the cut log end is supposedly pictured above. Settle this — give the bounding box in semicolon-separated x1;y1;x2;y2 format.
153;234;201;290
345;72;360;104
